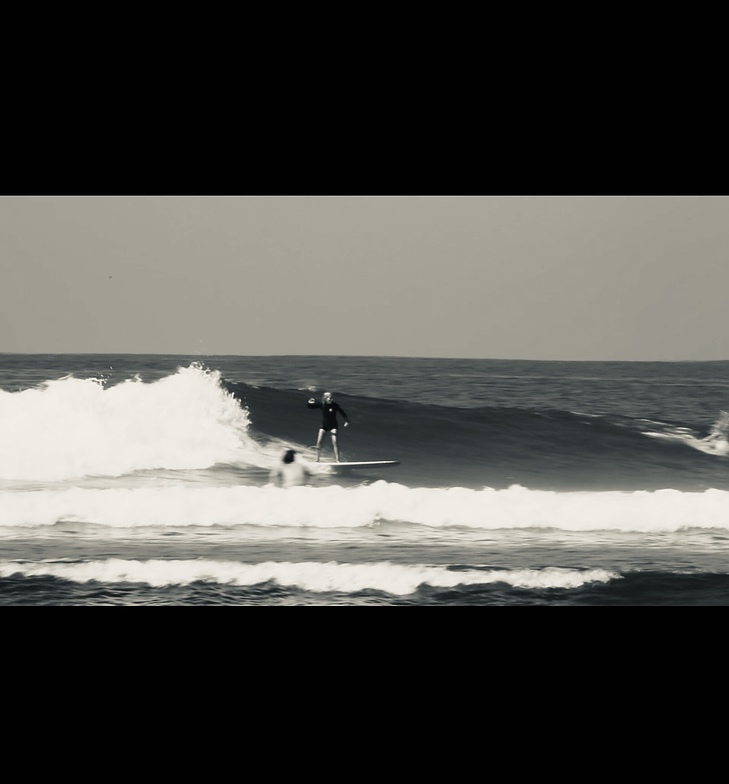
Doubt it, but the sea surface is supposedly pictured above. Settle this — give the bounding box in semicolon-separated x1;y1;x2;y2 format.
2;353;729;606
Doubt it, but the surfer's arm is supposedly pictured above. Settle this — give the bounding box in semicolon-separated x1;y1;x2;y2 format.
307;398;320;409
337;403;349;426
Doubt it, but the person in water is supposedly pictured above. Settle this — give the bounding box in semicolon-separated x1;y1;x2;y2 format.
307;391;349;462
270;449;311;487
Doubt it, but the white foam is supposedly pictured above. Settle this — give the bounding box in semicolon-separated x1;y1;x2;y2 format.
642;410;729;457
0;363;264;480
1;482;728;532
0;558;619;593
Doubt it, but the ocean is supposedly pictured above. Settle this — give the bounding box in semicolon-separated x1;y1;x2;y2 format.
1;353;729;606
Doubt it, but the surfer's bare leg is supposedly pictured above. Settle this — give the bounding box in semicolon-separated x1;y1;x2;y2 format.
331;430;340;462
315;429;325;462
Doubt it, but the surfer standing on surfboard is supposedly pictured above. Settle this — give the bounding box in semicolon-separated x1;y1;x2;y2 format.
307;391;349;462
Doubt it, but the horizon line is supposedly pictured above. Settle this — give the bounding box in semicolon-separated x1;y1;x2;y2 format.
1;351;728;363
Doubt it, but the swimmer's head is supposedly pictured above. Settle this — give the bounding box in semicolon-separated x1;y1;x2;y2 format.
283;449;296;464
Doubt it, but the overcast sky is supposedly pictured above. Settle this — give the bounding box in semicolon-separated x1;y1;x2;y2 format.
0;195;727;360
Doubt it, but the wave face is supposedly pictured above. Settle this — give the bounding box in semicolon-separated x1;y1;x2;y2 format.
2;354;729;605
228;382;729;492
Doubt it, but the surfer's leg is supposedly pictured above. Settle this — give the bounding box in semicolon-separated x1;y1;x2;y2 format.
331;430;340;462
315;429;325;461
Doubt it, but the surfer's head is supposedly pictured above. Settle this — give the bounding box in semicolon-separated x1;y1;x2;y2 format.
283;449;296;464
322;391;333;403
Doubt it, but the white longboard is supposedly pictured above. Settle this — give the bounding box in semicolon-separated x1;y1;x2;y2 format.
318;460;400;470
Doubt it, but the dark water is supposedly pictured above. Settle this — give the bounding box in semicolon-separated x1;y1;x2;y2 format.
2;353;729;605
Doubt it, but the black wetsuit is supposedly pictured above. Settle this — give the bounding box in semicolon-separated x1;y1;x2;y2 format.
308;399;348;431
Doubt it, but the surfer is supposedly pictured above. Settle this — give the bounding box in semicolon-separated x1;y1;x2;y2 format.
307;391;349;462
270;449;311;487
